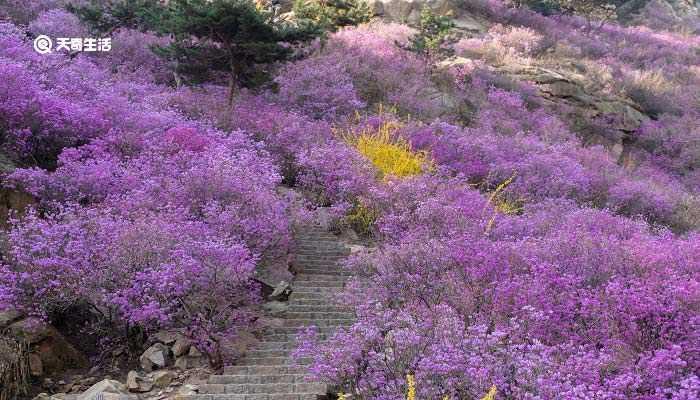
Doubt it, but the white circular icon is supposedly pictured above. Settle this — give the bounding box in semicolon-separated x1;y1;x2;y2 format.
33;35;53;54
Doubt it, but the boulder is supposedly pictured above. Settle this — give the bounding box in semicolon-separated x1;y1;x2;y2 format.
367;0;454;24
269;281;292;301
139;343;171;372
188;346;203;358
126;370;153;392
151;370;175;388
171;337;191;358
7;317;53;343
6;318;88;376
0;309;23;329
77;379;134;400
151;331;179;346
263;301;289;316
29;352;43;376
174;355;206;371
255;258;294;292
177;384;198;396
0;186;34;228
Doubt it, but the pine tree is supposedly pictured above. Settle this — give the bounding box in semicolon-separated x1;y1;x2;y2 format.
155;0;316;105
67;0;163;34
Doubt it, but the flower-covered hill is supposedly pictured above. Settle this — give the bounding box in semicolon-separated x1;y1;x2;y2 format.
0;0;699;399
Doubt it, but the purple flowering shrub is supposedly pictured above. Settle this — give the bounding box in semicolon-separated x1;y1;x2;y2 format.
28;8;88;38
273;55;365;120
4;124;291;364
285;23;444;119
94;28;173;84
0;207;260;366
0;23;109;168
404;85;688;226
298;187;700;398
0;0;69;25
0;18;292;364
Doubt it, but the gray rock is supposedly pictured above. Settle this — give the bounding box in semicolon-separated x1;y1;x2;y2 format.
151;331;178;345
29;353;43;376
0;309;23;329
188;346;203;358
77;379;131;400
126;371;152;393
174;355;207;370
263;301;289;316
139;343;171;372
177;384;198;396
269;281;292;301
151;370;175;388
7;317;53;343
367;0;455;24
171;337;191;358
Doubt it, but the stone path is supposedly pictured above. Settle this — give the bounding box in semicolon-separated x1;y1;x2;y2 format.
177;226;353;400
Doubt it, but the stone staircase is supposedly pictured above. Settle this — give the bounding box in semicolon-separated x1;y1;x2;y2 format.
177;226;353;400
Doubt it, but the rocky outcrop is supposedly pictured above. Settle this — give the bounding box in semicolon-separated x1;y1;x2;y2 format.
438;56;650;161
618;0;699;30
3;315;88;378
0;151;35;228
366;0;488;31
497;61;648;159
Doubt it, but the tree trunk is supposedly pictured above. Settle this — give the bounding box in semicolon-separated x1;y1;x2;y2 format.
228;60;237;107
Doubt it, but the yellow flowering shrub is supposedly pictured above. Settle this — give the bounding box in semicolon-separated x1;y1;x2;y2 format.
342;121;430;179
406;374;417;400
483;172;523;235
345;200;379;236
403;374;498;400
481;385;497;400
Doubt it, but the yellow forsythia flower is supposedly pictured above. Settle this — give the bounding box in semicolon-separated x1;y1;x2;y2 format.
480;385;497;400
406;374;416;400
341;122;430;179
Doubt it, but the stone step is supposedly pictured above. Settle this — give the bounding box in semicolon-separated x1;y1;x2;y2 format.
200;382;325;395
295;255;346;261
284;312;353;319
294;246;350;255
296;243;347;249
261;333;332;342
209;374;308;385
246;349;294;358
224;365;309;375
294;274;348;282
176;393;320;400
296;269;351;276
295;263;343;270
255;341;303;350
288;292;332;301
287;305;351;313
297;239;337;244
282;319;352;328
289;293;335;307
239;357;311;366
293;281;345;288
253;342;329;353
267;326;341;335
292;287;338;294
